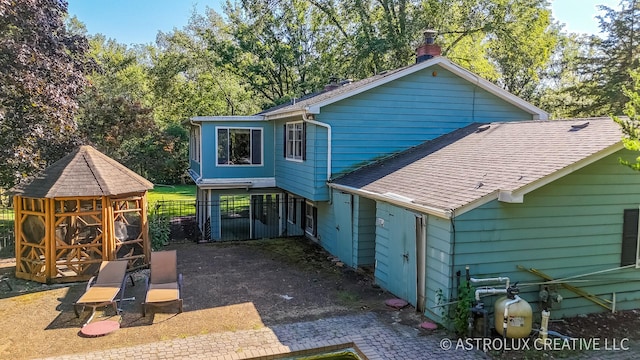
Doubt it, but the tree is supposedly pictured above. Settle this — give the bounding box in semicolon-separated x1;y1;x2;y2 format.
76;35;156;158
0;0;90;189
560;0;639;117
212;0;322;105
614;70;640;169
210;0;559;107
150;8;260;119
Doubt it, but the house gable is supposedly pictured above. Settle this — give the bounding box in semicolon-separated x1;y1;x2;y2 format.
262;57;548;121
276;64;542;201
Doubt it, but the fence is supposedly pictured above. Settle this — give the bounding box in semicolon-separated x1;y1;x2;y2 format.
0;205;14;256
153;196;306;242
0;197;298;256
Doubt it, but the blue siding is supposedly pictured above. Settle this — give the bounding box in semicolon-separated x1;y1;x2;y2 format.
274;65;534;201
322;65;533;177
199;121;275;180
453;150;640;318
353;196;376;267
274;119;324;200
424;216;453;321
316;200;337;256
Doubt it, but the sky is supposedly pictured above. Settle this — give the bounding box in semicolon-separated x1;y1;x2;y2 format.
67;0;621;46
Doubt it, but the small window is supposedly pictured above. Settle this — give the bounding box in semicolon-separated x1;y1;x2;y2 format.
190;126;201;162
285;122;305;161
217;128;262;165
621;209;639;267
287;195;297;224
305;202;317;237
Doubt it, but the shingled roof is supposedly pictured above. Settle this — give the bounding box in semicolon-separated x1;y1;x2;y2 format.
12;145;154;198
330;118;625;217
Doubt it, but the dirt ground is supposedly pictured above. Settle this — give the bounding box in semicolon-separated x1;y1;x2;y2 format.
3;237;640;360
0;238;424;360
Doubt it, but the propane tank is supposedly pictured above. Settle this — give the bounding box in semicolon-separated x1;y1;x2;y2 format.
494;283;532;338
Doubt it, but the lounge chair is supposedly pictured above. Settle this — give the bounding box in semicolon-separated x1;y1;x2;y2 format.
73;260;130;325
142;250;183;316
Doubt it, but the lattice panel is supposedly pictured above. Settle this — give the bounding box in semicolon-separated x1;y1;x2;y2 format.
112;197;147;269
16;200;47;281
53;198;105;278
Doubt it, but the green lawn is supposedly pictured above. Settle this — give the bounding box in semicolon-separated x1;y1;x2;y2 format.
148;185;197;218
148;184;196;203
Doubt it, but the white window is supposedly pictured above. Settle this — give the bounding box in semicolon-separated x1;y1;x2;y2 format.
287;195;297;224
217;127;262;166
305;202;317;237
190;126;201;162
286;122;304;161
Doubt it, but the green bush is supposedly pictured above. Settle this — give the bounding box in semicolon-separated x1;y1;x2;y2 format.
149;213;170;250
453;281;474;337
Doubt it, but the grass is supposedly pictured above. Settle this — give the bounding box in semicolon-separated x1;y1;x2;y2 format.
148;184;196;203
148;185;197;218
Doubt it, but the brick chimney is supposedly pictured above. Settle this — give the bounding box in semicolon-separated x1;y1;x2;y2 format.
415;29;441;63
324;76;340;91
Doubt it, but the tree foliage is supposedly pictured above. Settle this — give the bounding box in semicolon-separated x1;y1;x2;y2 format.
0;0;90;189
614;70;640;169
151;9;260;119
556;0;640;117
3;0;623;186
208;0;558;106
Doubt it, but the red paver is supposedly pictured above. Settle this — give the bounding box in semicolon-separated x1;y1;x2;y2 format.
80;320;120;337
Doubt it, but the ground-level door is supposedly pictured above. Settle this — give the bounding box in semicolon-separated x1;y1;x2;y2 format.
219;193;281;241
333;192;354;267
385;207;418;306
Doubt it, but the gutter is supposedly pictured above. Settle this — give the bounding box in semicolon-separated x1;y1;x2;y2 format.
302;110;332;181
328;182;452;219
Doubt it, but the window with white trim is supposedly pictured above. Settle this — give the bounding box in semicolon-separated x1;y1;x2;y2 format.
305;202;317;237
190;126;201;162
285;122;304;161
217;127;262;165
287;195;297;224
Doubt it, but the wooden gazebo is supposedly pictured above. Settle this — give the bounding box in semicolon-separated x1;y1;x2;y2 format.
12;145;154;283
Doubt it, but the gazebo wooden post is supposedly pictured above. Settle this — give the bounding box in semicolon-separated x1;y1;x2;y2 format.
103;197;114;260
45;198;56;281
141;193;150;264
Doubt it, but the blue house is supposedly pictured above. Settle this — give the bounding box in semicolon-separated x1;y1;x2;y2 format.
330;118;640;322
189;51;546;243
187;42;640;323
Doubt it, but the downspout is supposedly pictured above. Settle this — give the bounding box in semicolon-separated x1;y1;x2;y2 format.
449;209;457;302
302;110;332;181
417;214;428;313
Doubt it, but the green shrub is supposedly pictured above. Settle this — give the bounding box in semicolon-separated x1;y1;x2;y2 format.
149;213;170;250
453;281;474;337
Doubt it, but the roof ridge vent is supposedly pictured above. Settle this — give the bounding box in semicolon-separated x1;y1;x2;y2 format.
570;121;589;131
476;125;491;133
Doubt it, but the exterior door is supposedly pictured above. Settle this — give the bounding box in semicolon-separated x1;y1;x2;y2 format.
333;192;354;267
387;208;418;305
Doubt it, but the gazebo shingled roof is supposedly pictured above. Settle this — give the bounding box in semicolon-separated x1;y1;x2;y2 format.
12;145;154;283
12;145;154;198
